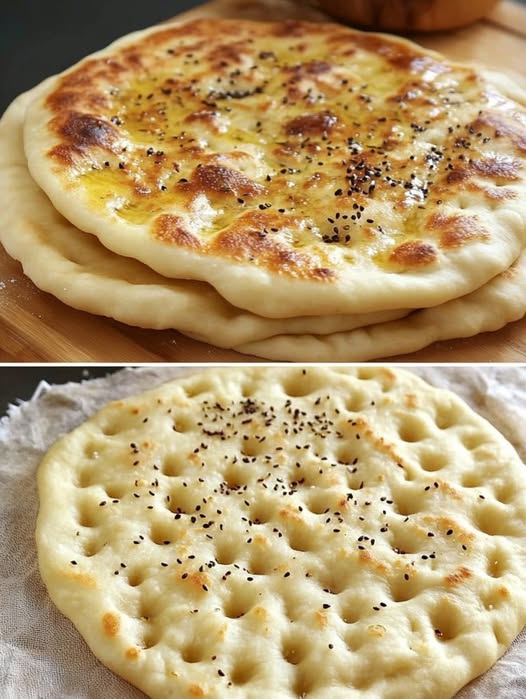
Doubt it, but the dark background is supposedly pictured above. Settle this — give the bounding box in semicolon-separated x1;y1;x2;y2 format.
0;366;123;417
0;0;200;114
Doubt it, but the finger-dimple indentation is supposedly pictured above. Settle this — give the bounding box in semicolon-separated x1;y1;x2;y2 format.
222;463;249;491
317;568;349;595
481;585;508;611
461;471;482;488
492;480;516;505
241;436;266;457
475;503;517;536
223;586;259;619
293;668;315;698
231;658;259;685
240;379;258;397
398;415;432;443
389;522;424;554
140;622;163;650
339;599;362;625
215;539;240;566
418;447;449;472
77;504;99;528
287;526;315;553
249;500;274;525
486;546;509;578
126;568;146;587
181;639;206;663
430;599;464;641
345;389;368;413
150;521;179;546
305;491;333;515
172;414;194;433
282;632;309;665
249;555;275;576
356;367;395;393
98;415;123;436
105;484;126;500
389;574;420;603
161;453;186;477
282;370;325;397
81;535;105;557
183;380;210;398
434;405;457;430
83;441;104;460
344;628;364;652
391;488;421;517
461;430;488;451
77;468;95;488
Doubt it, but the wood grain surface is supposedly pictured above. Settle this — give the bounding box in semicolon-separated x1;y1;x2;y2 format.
1;0;525;363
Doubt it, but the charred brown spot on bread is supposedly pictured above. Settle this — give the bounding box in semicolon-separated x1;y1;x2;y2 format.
389;240;437;267
445;566;472;586
211;213;335;279
59;112;119;152
125;647;140;660
472;113;526;154
484;187;518;200
102;611;120;637
188;684;206;697
189;164;265;198
65;569;97;588
184;110;221;130
446;169;470;185
429;212;489;249
285;111;338;136
351;33;417;71
153;215;202;249
48;143;81;166
183;571;210;592
472;154;522;180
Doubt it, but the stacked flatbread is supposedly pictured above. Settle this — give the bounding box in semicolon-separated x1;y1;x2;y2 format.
1;4;526;360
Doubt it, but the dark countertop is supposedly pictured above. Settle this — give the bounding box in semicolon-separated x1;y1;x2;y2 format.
0;366;123;417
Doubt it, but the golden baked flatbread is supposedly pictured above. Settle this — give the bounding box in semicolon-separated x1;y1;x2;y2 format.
0;89;406;347
23;18;526;318
36;367;526;699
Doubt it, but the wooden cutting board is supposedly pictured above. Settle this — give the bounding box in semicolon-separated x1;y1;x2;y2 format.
1;0;525;363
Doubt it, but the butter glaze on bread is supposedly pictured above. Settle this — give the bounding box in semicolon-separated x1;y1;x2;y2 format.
23;19;526;317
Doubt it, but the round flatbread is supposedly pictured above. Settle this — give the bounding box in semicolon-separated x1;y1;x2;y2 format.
0;90;405;347
23;18;526;317
36;367;526;698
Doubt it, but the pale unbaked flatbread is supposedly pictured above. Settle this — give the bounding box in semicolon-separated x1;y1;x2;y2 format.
23;18;526;318
36;367;526;699
0;90;404;347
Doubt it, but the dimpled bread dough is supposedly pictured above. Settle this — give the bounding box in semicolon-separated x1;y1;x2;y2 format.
36;367;526;699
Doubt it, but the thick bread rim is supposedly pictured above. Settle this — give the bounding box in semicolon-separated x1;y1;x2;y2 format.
22;17;526;318
235;249;526;360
